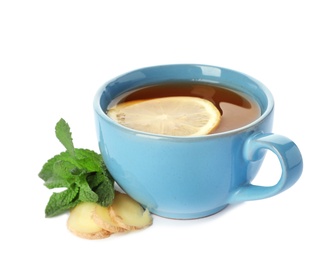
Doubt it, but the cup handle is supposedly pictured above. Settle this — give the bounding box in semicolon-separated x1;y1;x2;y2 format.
228;132;303;203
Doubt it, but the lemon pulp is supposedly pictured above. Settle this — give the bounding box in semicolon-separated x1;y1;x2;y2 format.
107;96;221;136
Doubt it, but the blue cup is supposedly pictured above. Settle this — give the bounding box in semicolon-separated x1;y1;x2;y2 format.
93;64;303;219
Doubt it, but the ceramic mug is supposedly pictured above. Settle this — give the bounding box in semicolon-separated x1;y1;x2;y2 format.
93;64;303;219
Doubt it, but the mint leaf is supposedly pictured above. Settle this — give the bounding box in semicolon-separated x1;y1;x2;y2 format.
39;152;77;184
87;172;115;207
74;149;104;173
39;119;115;217
39;156;60;182
55;118;75;157
76;174;99;202
45;185;79;217
43;160;78;189
39;149;104;183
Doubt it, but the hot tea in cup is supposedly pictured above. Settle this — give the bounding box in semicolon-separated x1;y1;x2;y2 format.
106;82;261;136
93;64;303;219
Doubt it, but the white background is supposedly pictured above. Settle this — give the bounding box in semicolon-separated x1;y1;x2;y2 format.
1;0;324;259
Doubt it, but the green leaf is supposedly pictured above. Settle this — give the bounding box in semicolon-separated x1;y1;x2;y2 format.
39;118;116;217
55;118;75;157
94;178;115;207
39;156;58;182
76;174;98;202
43;160;78;189
45;185;79;217
74;149;103;173
87;172;115;207
40;151;79;179
39;152;78;182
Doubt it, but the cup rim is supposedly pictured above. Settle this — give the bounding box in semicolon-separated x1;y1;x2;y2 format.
93;64;274;139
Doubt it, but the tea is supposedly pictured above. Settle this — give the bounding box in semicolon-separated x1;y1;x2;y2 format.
107;82;261;134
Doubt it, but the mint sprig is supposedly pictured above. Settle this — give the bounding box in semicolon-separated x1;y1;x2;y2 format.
38;118;114;217
55;118;75;157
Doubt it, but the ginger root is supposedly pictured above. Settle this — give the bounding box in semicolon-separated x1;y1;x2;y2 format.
67;191;152;239
109;191;153;231
67;202;111;239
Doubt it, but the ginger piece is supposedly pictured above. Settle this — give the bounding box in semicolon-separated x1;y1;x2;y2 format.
67;192;152;239
109;191;153;231
92;204;126;233
67;202;111;239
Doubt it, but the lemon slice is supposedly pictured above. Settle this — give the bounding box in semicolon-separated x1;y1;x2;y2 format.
107;96;221;136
